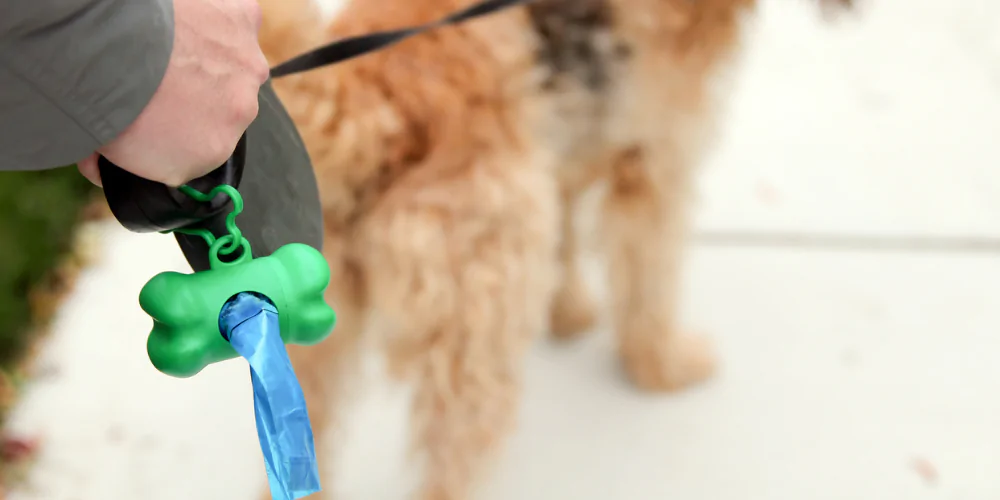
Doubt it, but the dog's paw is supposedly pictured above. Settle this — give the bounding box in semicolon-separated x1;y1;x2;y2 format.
620;333;717;392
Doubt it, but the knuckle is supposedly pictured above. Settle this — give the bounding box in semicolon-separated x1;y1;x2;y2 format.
243;101;260;126
240;87;261;122
253;52;271;83
228;84;260;127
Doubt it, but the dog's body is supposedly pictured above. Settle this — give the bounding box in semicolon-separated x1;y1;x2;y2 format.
259;0;846;498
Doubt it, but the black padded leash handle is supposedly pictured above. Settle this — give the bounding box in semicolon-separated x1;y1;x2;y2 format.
98;133;248;234
269;0;531;78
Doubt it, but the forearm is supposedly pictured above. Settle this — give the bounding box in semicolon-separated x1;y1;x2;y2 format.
0;0;174;171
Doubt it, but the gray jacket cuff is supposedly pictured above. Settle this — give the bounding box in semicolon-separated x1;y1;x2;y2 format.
0;0;174;170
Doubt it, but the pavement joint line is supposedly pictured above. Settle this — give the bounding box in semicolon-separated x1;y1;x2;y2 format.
692;230;1000;254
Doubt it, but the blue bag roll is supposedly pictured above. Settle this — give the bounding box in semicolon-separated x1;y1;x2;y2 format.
219;292;321;500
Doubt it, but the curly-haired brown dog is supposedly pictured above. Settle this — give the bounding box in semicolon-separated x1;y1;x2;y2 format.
259;0;852;498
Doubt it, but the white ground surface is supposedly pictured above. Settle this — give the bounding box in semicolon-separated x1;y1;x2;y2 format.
7;0;1000;499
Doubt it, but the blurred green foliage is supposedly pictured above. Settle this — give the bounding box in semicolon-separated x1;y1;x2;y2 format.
0;167;96;368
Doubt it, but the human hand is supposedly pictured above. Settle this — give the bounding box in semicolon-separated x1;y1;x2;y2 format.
77;0;270;187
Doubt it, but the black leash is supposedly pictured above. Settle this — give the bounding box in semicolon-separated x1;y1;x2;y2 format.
269;0;531;78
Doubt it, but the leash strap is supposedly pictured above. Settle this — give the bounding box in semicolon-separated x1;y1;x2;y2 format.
269;0;531;78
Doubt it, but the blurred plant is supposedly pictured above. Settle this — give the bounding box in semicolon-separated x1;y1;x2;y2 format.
0;167;97;369
0;166;97;494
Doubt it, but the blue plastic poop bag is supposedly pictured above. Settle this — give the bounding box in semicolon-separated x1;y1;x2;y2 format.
219;292;321;500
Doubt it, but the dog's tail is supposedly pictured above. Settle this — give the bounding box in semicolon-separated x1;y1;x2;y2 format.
258;0;327;67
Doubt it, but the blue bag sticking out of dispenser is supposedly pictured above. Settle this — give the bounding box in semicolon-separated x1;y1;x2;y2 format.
219;292;321;500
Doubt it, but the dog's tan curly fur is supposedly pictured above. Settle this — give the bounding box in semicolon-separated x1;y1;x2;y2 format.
258;0;851;498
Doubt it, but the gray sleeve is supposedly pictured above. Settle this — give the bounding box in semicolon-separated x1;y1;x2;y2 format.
0;0;174;171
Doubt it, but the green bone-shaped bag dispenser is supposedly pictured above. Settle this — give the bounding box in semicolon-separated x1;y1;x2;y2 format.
98;178;336;377
141;241;333;376
102;179;337;377
137;186;336;377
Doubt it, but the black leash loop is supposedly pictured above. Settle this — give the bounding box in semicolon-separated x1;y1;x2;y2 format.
269;0;531;78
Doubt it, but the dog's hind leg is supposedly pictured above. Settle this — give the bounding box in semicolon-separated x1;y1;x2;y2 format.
361;164;558;500
549;181;600;341
600;145;716;392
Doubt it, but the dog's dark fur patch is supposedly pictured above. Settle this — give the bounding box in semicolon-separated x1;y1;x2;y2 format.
526;0;629;92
